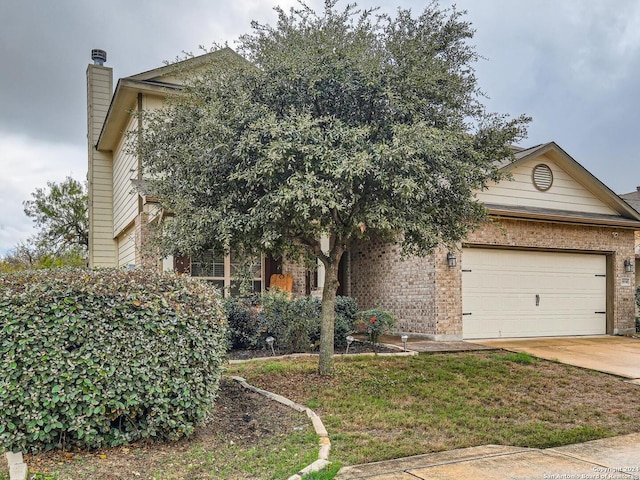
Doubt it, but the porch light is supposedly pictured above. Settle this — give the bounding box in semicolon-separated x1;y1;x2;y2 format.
446;252;457;268
345;335;355;354
624;259;633;273
401;334;409;352
265;336;276;356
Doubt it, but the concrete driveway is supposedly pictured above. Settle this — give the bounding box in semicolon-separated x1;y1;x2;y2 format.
471;336;640;382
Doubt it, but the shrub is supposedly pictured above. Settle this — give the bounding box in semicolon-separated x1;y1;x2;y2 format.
224;295;261;350
260;290;318;353
311;296;358;349
0;268;227;453
354;308;396;349
636;285;640;311
251;292;358;353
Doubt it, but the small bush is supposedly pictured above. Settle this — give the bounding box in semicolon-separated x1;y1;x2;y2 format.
354;308;396;348
314;296;358;349
0;268;227;453
224;295;261;350
237;292;358;353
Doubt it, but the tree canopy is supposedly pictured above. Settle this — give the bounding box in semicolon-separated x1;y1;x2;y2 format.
139;0;529;373
23;176;88;256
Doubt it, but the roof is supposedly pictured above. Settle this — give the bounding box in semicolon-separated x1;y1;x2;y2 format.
96;48;245;151
620;188;640;214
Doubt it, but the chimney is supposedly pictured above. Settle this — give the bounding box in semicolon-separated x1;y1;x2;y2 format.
87;49;116;267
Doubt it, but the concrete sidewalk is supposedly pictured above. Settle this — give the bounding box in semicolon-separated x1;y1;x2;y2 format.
336;433;640;479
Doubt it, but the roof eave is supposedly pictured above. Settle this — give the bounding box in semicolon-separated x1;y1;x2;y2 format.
96;79;180;151
487;206;640;230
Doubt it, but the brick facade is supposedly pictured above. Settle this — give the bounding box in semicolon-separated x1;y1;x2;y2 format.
350;217;637;339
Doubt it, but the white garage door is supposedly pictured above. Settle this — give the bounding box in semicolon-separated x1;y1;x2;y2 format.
462;248;607;339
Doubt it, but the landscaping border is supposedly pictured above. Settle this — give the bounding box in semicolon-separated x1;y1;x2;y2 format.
231;376;332;480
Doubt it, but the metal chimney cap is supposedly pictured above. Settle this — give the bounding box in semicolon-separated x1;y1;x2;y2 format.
91;49;107;66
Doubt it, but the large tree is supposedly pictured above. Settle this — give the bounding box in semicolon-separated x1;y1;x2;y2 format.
23;176;88;256
139;0;529;374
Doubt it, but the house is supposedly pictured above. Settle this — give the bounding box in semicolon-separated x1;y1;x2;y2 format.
620;187;640;290
86;48;317;295
350;143;640;339
87;49;640;340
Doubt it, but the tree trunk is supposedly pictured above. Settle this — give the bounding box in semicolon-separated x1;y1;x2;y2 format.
318;252;342;375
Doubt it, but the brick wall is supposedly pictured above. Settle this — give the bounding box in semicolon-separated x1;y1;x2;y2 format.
350;217;637;338
350;239;438;335
281;257;308;297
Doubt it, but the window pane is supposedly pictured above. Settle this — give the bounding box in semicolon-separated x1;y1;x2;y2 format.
191;249;224;278
205;279;224;292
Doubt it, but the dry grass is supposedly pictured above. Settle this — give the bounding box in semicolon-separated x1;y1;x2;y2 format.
229;351;640;466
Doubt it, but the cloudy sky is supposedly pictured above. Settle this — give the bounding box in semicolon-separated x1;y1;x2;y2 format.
1;0;639;255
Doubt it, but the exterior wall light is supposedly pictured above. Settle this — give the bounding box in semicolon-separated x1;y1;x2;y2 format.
624;259;633;273
446;252;457;268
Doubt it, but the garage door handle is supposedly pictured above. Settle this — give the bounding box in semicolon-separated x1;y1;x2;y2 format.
535;294;540;306
595;311;606;314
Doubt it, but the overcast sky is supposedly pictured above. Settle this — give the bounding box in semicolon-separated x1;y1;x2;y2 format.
1;0;639;255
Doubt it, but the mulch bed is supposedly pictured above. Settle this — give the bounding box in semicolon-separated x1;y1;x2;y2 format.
227;341;399;360
26;378;308;479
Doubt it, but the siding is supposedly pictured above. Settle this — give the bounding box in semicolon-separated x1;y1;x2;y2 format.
87;64;116;267
117;226;136;268
476;155;618;215
113;113;139;237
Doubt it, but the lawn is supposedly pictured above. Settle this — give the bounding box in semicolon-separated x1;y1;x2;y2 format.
230;351;640;466
13;351;640;479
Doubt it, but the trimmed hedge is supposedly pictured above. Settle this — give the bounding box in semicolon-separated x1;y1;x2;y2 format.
0;268;227;453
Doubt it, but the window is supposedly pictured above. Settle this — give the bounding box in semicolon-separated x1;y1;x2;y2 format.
191;249;262;296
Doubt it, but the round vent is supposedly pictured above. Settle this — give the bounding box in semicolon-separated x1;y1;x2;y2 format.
532;163;553;191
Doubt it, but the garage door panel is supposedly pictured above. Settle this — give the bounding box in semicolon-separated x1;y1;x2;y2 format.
462;249;606;339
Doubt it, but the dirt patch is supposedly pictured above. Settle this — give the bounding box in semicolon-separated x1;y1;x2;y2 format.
26;378;312;479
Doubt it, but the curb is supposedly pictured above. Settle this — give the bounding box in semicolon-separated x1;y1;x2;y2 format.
231;376;332;480
5;452;28;480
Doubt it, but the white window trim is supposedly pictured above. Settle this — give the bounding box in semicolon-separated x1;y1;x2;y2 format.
191;250;264;297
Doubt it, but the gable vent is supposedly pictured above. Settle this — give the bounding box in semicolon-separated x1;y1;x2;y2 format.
532;163;553;191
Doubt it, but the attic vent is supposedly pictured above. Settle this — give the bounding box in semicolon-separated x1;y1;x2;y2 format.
532;163;553;191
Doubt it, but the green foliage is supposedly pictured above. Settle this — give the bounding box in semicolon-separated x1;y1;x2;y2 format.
225;293;358;352
317;296;358;349
0;268;227;453
0;244;85;273
23;176;88;255
224;295;262;350
354;308;396;347
636;285;640;311
138;1;529;373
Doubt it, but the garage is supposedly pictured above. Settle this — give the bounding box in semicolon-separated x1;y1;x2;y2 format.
462;248;607;339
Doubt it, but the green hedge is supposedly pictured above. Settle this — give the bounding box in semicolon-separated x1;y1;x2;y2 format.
0;268;227;453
